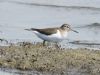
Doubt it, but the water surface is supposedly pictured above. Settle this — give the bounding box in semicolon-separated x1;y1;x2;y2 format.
0;0;100;74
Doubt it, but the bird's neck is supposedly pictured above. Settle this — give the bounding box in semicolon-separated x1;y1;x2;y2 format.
58;29;68;35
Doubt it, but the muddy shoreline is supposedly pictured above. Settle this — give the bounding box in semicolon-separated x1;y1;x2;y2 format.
0;42;100;75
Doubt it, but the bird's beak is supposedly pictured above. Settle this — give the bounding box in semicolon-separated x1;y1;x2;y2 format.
71;29;79;33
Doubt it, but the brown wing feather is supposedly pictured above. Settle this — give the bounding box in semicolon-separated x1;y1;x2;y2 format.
31;28;58;35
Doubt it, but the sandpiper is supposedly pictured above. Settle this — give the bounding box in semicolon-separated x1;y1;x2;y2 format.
25;24;78;46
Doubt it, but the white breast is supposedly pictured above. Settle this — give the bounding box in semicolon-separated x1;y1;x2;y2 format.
61;30;68;39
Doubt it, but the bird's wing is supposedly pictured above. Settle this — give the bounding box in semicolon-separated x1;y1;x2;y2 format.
29;28;58;35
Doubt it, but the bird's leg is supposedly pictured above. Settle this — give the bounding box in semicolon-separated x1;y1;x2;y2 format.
43;40;46;46
54;42;60;49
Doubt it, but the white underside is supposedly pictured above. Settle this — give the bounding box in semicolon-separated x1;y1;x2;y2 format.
33;30;68;42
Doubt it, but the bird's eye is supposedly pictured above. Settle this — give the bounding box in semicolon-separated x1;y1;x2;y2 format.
64;25;69;28
64;25;67;27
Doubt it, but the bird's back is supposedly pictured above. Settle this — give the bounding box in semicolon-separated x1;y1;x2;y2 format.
30;28;58;35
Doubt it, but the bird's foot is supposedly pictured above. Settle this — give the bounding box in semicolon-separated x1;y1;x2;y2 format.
54;43;61;49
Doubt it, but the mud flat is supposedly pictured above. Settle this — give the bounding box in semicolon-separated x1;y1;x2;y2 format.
0;42;100;75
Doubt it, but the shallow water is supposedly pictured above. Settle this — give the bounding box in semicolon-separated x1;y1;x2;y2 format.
0;68;42;75
1;0;100;49
0;0;100;74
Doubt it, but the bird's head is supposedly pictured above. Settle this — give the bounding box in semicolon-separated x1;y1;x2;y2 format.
60;24;79;33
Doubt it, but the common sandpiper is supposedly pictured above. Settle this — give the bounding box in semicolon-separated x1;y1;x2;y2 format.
25;24;78;46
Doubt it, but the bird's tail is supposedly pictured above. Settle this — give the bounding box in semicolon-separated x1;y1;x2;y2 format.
25;28;36;31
